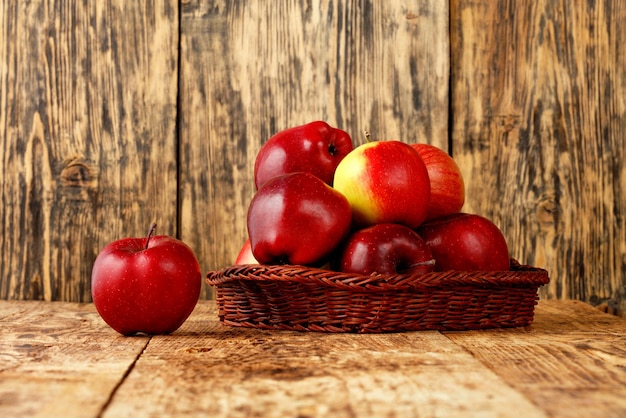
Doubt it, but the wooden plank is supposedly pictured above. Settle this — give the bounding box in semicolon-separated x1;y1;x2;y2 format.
103;300;545;417
0;0;179;302
445;300;626;418
449;1;626;313
2;299;624;417
0;301;149;418
178;0;450;289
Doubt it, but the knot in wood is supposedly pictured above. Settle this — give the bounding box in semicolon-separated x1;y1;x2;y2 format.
536;194;560;230
60;161;93;187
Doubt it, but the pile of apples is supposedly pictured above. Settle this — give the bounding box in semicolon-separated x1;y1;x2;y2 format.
90;120;512;337
236;120;511;275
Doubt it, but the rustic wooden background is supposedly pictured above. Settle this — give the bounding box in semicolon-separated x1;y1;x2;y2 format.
1;0;624;314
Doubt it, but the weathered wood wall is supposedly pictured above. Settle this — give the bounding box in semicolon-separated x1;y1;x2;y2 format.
1;0;624;314
0;0;179;301
450;0;625;313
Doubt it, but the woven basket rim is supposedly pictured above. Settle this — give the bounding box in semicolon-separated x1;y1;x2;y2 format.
206;259;550;292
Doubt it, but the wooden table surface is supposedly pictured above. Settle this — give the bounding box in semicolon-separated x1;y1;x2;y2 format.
1;299;625;418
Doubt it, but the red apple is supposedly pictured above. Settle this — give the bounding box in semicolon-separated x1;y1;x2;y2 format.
254;121;353;189
337;223;435;275
417;213;510;271
333;140;431;228
234;238;259;265
91;224;202;335
411;143;465;220
247;172;352;266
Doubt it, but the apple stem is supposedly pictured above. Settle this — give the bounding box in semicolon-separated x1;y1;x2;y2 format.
145;223;157;249
363;130;370;143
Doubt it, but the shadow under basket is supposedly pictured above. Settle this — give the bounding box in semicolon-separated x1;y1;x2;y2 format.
205;260;550;333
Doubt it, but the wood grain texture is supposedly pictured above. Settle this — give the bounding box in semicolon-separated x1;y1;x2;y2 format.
0;301;149;418
103;301;544;418
445;300;626;418
0;1;179;301
178;0;450;293
450;1;626;313
2;299;625;417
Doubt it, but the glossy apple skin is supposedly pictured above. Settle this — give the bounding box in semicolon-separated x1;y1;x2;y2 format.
333;140;431;228
91;234;202;335
338;223;435;275
254;121;353;189
247;172;352;266
234;238;259;265
417;213;510;271
411;143;465;220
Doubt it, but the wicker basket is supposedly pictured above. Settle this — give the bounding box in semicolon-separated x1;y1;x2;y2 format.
206;260;550;333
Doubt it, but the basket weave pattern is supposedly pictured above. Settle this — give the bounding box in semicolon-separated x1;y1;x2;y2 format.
206;261;550;333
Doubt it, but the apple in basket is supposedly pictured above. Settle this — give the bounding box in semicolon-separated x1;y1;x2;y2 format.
411;143;465;221
247;171;352;266
254;121;353;189
417;213;510;271
337;223;435;275
234;238;259;265
333;140;431;229
91;224;202;335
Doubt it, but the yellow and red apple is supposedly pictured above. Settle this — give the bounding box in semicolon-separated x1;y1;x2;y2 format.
333;140;431;229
